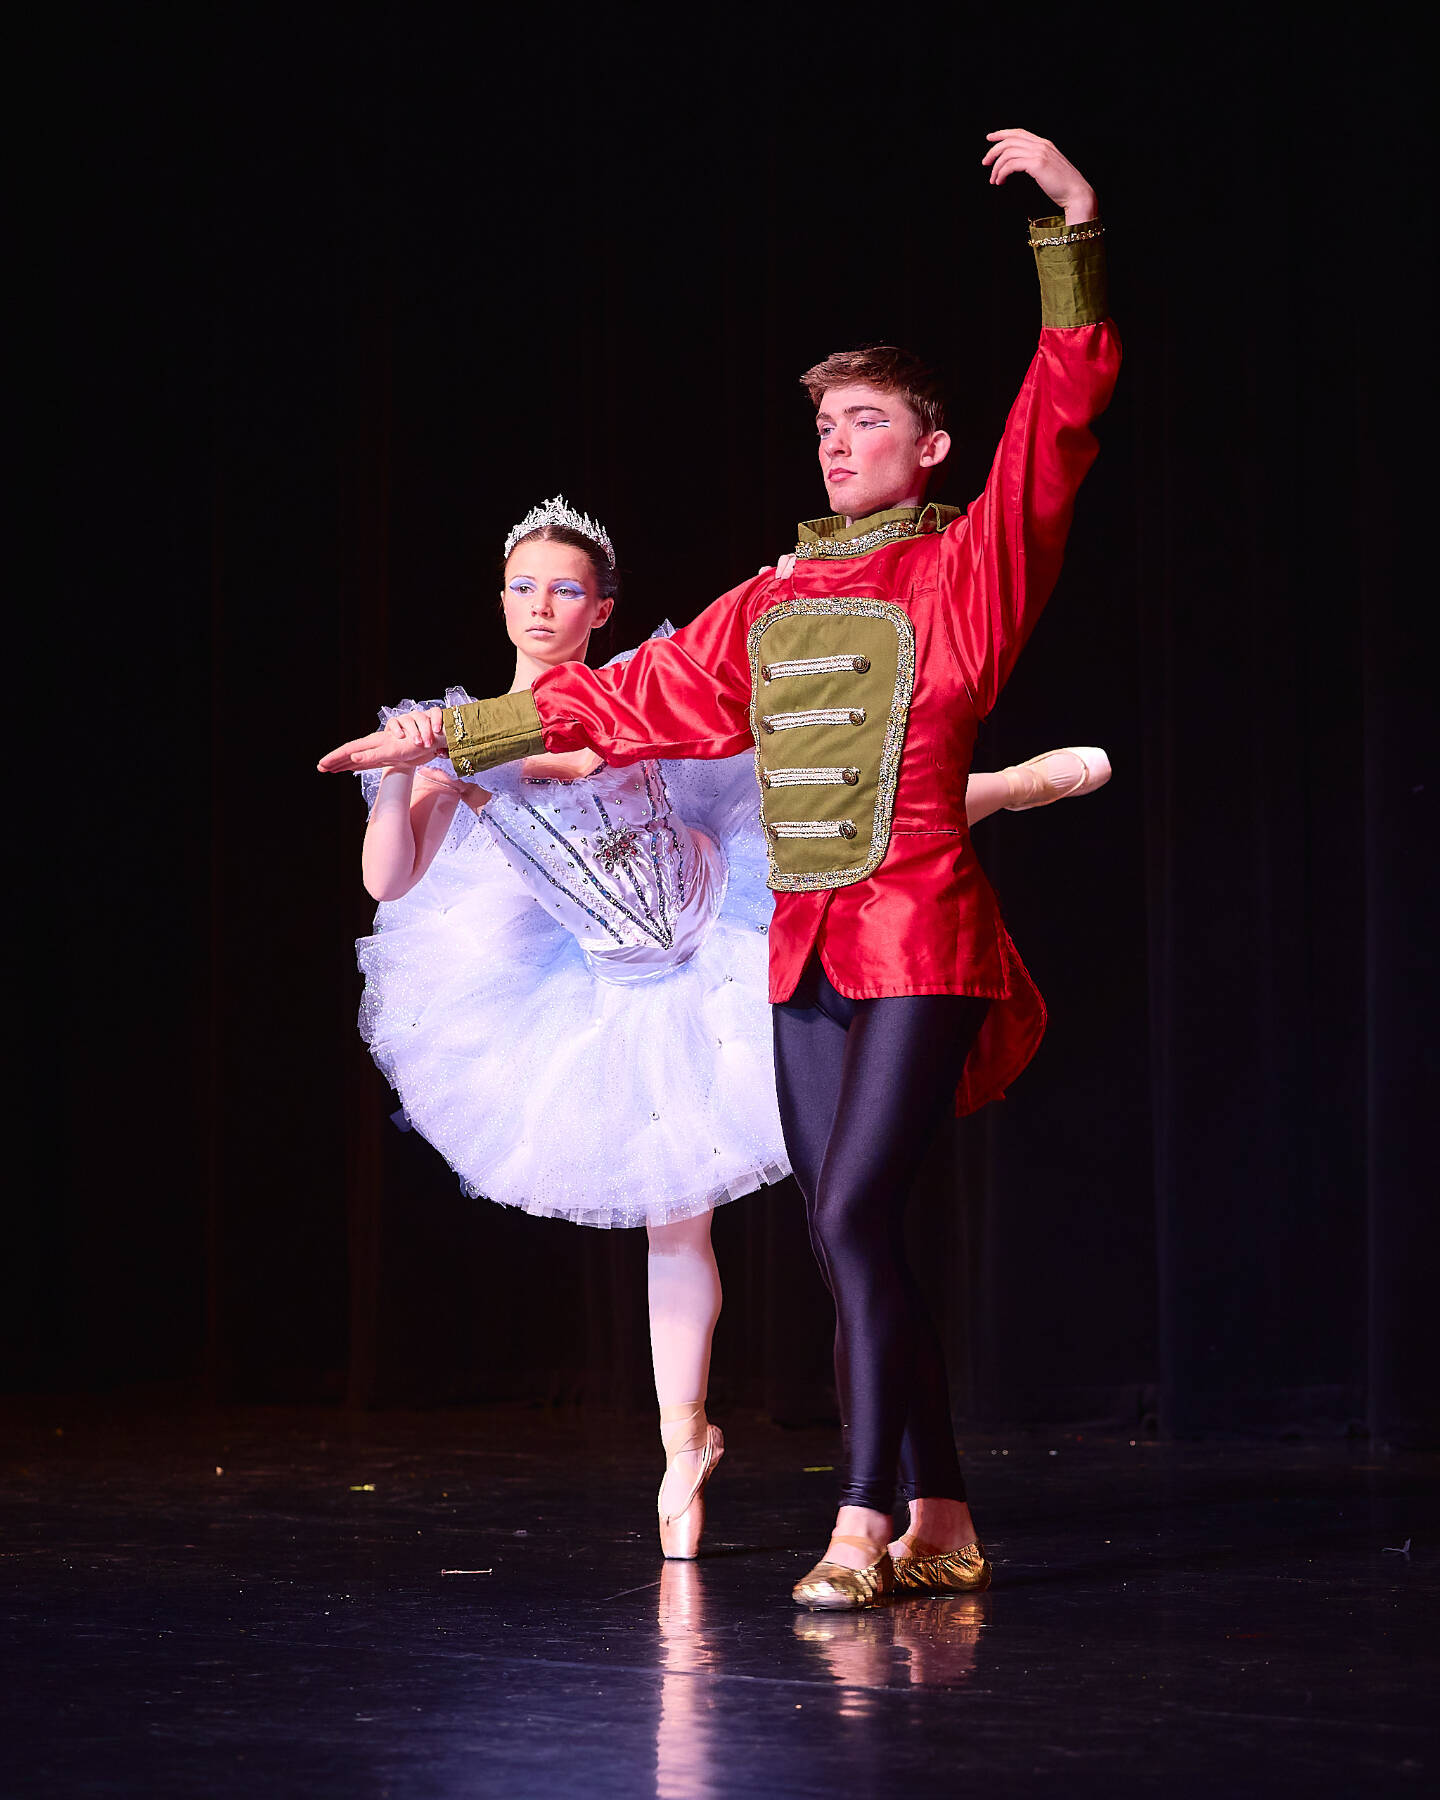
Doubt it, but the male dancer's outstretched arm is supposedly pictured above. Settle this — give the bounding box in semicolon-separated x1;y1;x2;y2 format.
317;562;765;777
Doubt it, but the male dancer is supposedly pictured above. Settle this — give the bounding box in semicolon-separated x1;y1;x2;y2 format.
322;128;1121;1607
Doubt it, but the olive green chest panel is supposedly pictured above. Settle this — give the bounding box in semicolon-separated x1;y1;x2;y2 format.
747;599;916;891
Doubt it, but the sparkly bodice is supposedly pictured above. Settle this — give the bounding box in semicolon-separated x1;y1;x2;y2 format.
480;759;724;984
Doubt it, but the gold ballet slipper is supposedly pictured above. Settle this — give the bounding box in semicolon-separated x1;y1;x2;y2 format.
890;1538;992;1595
792;1536;894;1610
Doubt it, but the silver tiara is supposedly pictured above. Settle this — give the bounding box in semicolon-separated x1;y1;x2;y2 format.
504;494;615;568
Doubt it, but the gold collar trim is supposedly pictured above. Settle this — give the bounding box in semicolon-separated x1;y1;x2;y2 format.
793;502;961;561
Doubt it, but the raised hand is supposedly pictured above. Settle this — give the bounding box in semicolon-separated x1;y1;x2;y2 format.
981;129;1097;226
317;706;448;773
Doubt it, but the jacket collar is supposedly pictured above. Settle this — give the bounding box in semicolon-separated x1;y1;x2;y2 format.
794;501;962;559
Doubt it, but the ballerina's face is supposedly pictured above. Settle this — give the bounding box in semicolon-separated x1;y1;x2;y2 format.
501;539;614;667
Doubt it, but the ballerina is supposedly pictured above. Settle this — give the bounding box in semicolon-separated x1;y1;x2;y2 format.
351;496;1110;1560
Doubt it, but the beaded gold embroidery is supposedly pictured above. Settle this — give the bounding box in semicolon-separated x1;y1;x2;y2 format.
792;519;916;561
1028;224;1105;247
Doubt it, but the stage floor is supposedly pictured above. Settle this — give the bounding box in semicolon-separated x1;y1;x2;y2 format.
3;1399;1436;1797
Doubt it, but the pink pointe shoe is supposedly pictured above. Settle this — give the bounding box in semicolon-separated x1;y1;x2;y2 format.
1001;745;1112;811
658;1405;725;1560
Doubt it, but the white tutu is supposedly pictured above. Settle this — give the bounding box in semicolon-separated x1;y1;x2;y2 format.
354;634;788;1228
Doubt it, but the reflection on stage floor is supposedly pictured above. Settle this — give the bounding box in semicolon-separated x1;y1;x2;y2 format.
3;1400;1435;1797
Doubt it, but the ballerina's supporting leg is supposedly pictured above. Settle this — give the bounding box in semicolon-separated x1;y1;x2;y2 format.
648;1209;725;1558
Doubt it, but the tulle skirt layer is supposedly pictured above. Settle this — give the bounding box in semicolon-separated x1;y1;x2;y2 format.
356;757;789;1228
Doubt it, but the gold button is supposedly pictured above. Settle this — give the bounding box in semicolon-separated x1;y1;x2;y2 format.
839;821;858;839
763;720;775;735
843;768;860;786
848;709;864;726
852;656;870;673
761;664;773;682
761;772;772;788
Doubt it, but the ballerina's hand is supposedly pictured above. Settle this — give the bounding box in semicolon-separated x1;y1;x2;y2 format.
413;764;491;810
411;766;470;798
981;128;1097;223
317;707;447;773
756;554;797;580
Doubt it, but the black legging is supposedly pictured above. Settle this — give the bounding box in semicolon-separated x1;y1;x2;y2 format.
773;953;989;1516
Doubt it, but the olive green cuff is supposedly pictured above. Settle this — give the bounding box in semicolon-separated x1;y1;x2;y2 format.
445;689;545;777
1029;215;1108;327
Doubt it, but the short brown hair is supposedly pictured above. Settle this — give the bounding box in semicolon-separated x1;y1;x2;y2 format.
799;345;946;435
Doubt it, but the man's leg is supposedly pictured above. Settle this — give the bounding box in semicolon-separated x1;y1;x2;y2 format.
771;958;853;1423
774;954;987;1569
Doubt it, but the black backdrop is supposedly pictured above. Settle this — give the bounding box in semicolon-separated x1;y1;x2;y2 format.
33;8;1433;1444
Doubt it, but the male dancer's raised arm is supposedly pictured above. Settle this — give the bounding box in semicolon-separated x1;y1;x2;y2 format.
940;128;1118;717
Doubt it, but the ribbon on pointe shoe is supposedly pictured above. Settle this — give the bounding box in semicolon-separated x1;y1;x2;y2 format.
1001;746;1111;812
659;1403;720;1525
659;1402;708;1458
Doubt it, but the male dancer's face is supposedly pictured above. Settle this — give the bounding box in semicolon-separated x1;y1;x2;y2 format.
814;383;950;524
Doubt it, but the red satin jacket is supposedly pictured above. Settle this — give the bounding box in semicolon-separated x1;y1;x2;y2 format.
527;318;1122;1111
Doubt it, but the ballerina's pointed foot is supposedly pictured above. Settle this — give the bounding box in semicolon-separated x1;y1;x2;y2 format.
792;1535;894;1610
1001;745;1112;811
658;1422;724;1560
